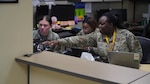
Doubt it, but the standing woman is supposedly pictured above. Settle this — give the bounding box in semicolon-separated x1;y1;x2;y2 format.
43;12;142;62
33;15;60;52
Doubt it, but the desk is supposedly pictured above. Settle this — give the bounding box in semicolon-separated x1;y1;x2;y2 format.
130;74;150;84
15;51;150;84
140;64;150;72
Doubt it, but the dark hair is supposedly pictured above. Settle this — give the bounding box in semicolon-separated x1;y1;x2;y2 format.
37;15;52;25
102;12;126;29
83;16;97;31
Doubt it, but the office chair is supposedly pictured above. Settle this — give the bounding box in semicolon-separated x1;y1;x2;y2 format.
142;22;150;39
136;36;150;64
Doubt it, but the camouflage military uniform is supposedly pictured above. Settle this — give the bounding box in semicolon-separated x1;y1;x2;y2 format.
33;29;60;40
57;28;142;62
33;29;60;52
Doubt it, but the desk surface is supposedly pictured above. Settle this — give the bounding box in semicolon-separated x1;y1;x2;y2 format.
140;64;150;72
130;73;150;84
15;51;150;84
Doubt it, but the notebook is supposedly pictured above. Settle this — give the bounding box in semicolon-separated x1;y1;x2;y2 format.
108;51;140;69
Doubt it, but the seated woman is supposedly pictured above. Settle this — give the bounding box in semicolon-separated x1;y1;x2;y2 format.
64;17;98;57
77;17;98;36
33;15;60;52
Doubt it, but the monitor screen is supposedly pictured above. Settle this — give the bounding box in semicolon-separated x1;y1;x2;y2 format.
96;9;127;22
50;4;75;21
110;9;127;21
35;5;49;28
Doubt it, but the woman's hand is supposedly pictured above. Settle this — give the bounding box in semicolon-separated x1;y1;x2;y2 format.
42;41;49;45
81;47;91;52
42;40;59;46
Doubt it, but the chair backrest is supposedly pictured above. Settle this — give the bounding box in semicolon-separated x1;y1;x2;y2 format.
136;36;150;64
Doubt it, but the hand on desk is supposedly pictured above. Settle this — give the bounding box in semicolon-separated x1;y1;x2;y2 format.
80;47;89;52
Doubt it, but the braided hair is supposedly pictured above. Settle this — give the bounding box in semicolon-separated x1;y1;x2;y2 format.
102;12;126;29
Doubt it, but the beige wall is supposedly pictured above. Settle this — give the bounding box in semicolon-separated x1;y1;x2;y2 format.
0;0;32;84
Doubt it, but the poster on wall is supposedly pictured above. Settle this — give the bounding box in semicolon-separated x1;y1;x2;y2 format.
0;0;18;3
85;3;92;13
75;2;85;22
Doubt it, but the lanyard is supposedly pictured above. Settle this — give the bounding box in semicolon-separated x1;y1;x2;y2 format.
105;29;116;51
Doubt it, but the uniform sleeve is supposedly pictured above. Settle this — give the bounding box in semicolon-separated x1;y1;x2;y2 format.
126;32;143;61
33;30;39;39
53;33;60;40
90;47;98;55
51;32;61;52
58;35;87;47
76;30;84;36
87;32;100;54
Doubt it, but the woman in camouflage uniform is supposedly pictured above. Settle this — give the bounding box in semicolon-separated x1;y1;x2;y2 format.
77;17;98;36
43;12;142;62
33;15;60;52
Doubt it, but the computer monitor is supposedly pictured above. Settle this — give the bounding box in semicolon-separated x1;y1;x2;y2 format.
110;9;127;21
50;4;75;21
96;9;127;22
